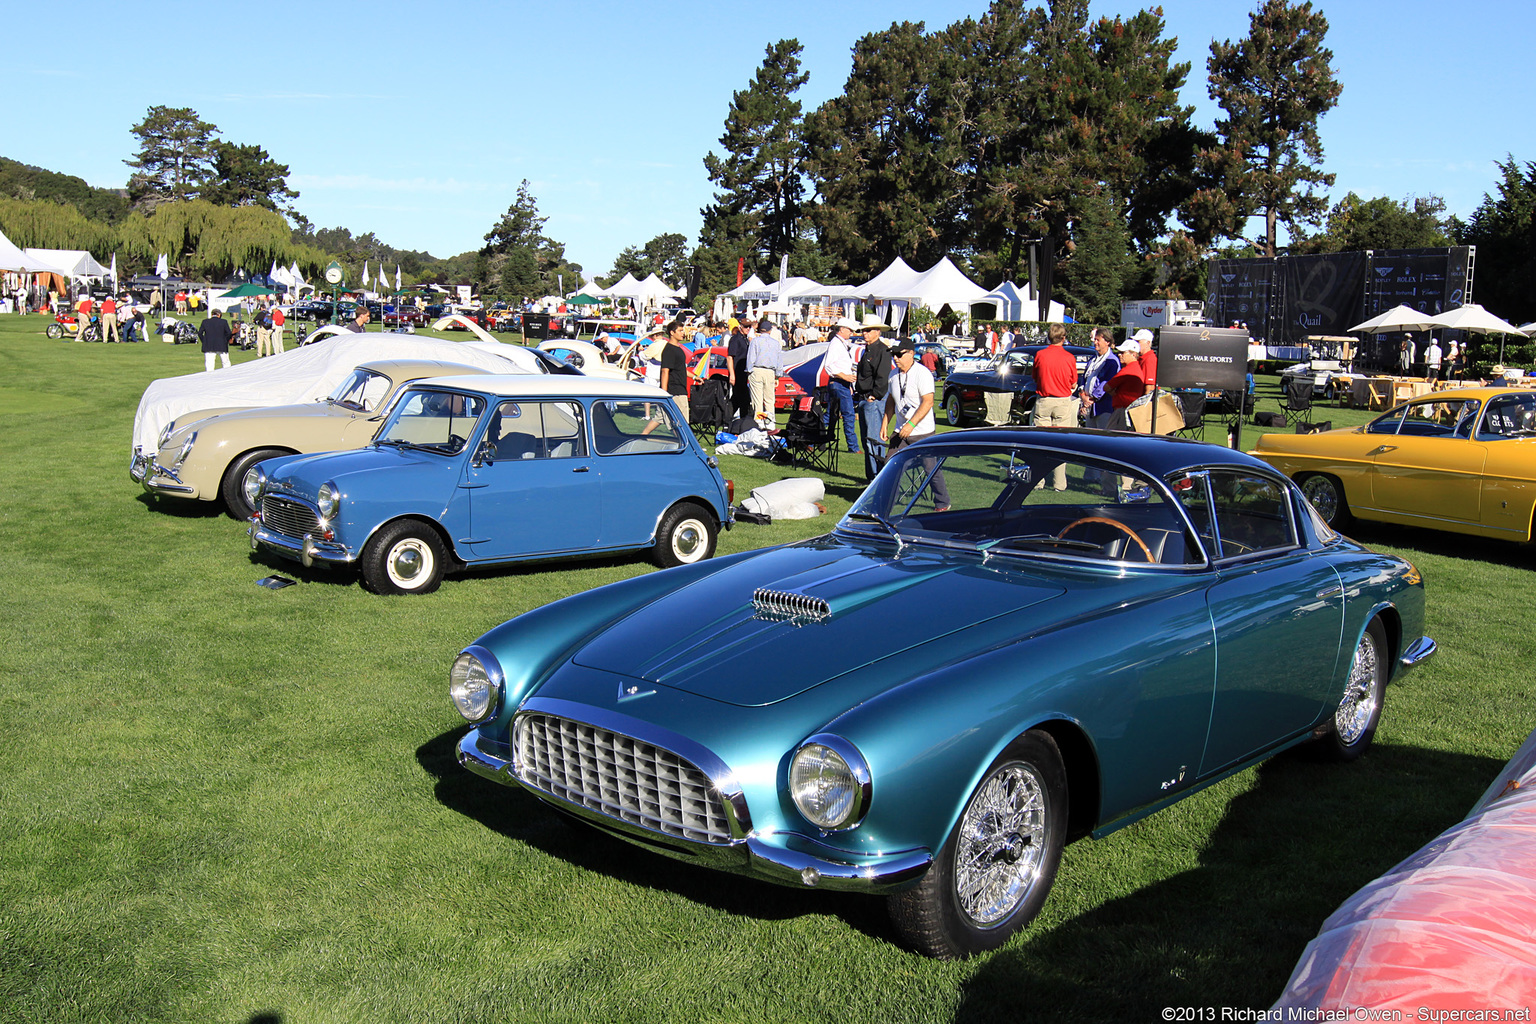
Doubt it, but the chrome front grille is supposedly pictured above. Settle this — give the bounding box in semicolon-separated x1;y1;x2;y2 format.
752;587;830;622
514;713;733;844
260;495;320;537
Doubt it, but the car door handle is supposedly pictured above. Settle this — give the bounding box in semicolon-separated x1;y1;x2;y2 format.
573;465;589;473
1316;585;1343;599
1367;444;1397;456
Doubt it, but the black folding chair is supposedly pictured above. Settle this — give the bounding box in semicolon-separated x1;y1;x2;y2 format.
1280;379;1314;429
777;388;840;473
1174;389;1206;440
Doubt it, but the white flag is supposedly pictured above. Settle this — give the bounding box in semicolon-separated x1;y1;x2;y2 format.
378;266;389;290
395;265;402;292
155;253;169;278
269;260;279;283
361;260;369;292
110;252;118;283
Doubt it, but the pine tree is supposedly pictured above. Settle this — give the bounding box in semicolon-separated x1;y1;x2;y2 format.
479;181;581;299
202;142;300;216
124;106;219;211
1183;0;1342;256
700;40;809;285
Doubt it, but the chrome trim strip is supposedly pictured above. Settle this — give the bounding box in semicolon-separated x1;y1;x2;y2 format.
248;523;356;567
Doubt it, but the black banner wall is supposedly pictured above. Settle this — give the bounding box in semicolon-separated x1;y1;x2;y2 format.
1206;258;1275;337
1281;252;1366;339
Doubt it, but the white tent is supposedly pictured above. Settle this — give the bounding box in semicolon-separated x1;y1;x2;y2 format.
723;274;769;298
855;256;991;317
975;280;1066;323
634;273;684;307
25;248;110;280
0;229;68;274
601;272;644;302
131;334;549;453
856;257;920;298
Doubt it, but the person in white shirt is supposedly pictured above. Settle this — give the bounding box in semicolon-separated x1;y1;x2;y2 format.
1424;336;1444;382
882;338;950;511
825;316;862;453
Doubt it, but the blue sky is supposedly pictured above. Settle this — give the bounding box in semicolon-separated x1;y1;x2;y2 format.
7;0;1533;281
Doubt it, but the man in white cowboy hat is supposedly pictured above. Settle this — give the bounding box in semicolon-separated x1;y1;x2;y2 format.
825;315;864;453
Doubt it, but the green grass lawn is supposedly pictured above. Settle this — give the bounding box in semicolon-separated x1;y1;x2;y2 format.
0;318;1531;1023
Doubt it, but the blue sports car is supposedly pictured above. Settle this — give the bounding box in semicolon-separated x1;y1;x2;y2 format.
450;428;1435;958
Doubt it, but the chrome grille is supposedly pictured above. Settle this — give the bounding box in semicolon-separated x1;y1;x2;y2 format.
514;713;732;844
752;588;830;622
260;495;321;537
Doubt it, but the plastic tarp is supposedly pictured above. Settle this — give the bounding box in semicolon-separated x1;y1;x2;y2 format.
131;334;545;453
1273;725;1536;1010
25;248;110;279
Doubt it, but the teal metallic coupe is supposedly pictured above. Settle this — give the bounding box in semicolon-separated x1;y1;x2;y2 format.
450;429;1436;959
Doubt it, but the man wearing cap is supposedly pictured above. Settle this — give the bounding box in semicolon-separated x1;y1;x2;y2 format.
883;339;950;512
199;308;234;372
1031;323;1080;490
854;315;892;480
825;316;862;454
745;319;784;427
1106;340;1145;429
1133;328;1158;395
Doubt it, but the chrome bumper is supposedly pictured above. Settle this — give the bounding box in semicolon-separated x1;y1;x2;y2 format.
456;727;931;893
1398;635;1436;673
128;450;196;496
248;522;356;568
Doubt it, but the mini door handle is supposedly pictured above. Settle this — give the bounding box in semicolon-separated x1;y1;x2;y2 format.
573;465;590;473
1316;585;1343;599
1367;444;1397;456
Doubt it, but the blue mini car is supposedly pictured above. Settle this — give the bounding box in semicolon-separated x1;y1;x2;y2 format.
450;428;1435;958
246;375;732;594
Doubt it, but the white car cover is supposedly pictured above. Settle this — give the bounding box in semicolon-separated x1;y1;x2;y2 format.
131;334;546;453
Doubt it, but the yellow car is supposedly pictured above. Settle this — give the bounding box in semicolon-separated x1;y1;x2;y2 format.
1251;386;1536;541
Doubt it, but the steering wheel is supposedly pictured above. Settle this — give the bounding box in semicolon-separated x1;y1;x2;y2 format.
1057;516;1155;562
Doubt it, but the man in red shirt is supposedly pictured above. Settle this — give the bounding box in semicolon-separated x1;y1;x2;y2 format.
1031;323;1080;489
1134;328;1158;395
100;295;119;342
270;305;287;353
75;294;92;338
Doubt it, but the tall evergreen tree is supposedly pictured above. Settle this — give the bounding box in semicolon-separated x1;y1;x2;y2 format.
607;233;690;286
479;180;581;299
201;141;300;217
699;39;809;286
1182;0;1342;256
124;105;219;211
1462;157;1536;324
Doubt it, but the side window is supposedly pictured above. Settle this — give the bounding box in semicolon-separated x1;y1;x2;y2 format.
1169;472;1217;558
1477;395;1536;440
1365;405;1408;434
592;400;685;456
490;401;587;460
1206;471;1295;558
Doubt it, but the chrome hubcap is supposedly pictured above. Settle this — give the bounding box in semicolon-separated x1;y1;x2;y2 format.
673;519;706;561
1337;631;1380;743
954;761;1048;926
387;540;431;586
1302;477;1338;523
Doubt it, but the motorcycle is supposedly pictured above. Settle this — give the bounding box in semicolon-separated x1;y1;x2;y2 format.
45;312;101;342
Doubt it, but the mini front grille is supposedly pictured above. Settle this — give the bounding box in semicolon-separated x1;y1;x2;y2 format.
752;588;830;622
260;495;320;537
514;713;733;844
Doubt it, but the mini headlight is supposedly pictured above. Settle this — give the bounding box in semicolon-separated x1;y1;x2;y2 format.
317;481;340;520
158;422;177;449
175;430;198;466
449;648;503;722
242;465;267;510
789;735;870;831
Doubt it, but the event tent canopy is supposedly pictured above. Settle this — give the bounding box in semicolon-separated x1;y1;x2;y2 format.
25;248;110;280
974;280;1066;323
0;229;69;274
723;274;769;298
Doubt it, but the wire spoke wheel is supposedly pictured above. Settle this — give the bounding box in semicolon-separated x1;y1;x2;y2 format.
953;761;1050;926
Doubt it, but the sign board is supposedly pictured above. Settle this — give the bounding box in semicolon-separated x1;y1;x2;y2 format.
1157;326;1250;392
456;284;472;304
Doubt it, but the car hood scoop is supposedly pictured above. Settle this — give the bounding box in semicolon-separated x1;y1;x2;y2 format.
570;541;1064;706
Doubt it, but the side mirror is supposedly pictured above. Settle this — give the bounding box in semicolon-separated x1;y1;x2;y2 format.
472;437;496;467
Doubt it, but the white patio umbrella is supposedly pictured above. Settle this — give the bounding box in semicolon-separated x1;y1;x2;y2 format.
1426;304;1527;364
1347;304;1443;334
1517;322;1536;336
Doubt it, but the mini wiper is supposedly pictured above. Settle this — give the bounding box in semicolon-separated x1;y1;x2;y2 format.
373;438;416;450
845;510;907;552
986;535;1104;559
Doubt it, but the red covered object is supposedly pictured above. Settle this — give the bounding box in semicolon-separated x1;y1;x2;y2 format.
1274;731;1536;1011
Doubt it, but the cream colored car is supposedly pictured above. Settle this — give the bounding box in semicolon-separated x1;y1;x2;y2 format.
131;359;495;520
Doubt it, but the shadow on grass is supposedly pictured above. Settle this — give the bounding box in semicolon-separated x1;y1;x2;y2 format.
1338;517;1536;570
954;742;1502;1022
415;726;891;942
134;491;227;519
241;541;649;591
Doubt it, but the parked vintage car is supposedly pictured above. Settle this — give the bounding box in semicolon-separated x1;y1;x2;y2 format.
382;305;430;329
134;359;494;520
247;376;734;594
941;344;1096;426
1251;385;1536;539
450;429;1434;958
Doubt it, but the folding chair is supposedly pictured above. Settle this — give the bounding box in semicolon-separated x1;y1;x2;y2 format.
777;388;840;473
1279;379;1314;429
1173;389;1205;440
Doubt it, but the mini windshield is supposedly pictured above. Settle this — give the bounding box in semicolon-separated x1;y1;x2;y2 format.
327;368;392;412
374;388;487;454
840;443;1203;566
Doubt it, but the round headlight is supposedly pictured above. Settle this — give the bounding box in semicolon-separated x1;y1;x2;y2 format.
158;421;177;449
789;735;870;831
242;465;267;509
449;648;503;722
317;481;340;520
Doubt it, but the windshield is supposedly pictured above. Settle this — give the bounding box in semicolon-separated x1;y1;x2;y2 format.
326;368;392;412
840;443;1202;566
374;388;487;454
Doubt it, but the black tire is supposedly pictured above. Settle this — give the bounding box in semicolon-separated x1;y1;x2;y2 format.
1312;617;1387;762
361;520;447;595
80;324;101;343
45;323;64;339
944;391;967;427
652;502;718;568
888;730;1067;959
1297;472;1353;529
221;448;290;521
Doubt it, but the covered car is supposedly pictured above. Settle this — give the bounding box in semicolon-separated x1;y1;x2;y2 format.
449;429;1435;958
